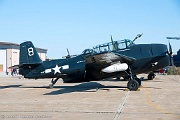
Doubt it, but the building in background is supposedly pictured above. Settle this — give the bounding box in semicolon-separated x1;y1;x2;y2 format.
0;42;47;74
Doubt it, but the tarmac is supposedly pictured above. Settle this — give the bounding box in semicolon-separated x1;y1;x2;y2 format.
0;74;180;120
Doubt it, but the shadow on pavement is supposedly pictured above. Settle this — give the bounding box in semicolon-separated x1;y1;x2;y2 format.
43;82;126;95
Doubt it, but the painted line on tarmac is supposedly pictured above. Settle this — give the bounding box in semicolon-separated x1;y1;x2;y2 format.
144;82;180;119
113;91;130;120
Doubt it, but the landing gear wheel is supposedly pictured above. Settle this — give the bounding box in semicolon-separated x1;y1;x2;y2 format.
148;74;155;80
127;80;139;91
135;78;141;86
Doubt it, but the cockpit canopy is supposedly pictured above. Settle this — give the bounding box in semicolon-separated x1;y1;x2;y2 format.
82;39;134;55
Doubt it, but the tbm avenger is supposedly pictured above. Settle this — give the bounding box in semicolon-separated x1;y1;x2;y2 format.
17;37;170;91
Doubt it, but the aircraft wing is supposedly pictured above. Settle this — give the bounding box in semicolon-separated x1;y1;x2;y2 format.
86;52;136;65
85;52;136;73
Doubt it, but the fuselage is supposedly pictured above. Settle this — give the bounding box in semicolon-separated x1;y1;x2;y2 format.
22;55;86;82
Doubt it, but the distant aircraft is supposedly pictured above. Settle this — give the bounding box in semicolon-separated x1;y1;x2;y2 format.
166;37;180;40
15;37;171;91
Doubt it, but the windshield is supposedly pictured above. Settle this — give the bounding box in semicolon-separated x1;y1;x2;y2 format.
82;39;134;55
93;39;134;53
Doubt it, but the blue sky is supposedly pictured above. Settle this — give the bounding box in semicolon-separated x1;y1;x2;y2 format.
0;0;180;58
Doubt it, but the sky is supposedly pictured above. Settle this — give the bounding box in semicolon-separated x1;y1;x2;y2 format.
0;0;180;58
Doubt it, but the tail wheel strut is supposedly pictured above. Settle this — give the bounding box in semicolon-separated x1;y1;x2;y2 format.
49;78;59;89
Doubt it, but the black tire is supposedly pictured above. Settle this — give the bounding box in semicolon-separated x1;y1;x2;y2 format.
135;78;141;86
148;74;154;80
127;80;139;91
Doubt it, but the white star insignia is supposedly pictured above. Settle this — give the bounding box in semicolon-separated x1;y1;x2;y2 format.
52;65;61;74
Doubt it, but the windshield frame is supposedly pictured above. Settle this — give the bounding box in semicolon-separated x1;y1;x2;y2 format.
82;39;134;56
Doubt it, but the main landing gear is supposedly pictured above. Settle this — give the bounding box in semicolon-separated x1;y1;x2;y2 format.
126;67;141;91
49;77;59;89
148;72;156;80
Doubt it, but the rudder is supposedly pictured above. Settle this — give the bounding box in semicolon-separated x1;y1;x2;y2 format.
19;41;42;65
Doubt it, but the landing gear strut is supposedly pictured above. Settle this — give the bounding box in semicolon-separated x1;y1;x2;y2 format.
126;67;140;91
49;77;59;89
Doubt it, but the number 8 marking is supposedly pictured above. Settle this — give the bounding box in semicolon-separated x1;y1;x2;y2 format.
28;47;34;56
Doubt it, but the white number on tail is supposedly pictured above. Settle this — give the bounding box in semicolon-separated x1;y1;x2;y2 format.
28;47;34;56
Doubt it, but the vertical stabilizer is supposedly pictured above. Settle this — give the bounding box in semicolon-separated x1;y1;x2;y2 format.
20;41;42;65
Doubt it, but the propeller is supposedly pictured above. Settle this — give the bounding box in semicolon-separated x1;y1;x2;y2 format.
166;37;180;74
168;42;176;74
169;42;172;55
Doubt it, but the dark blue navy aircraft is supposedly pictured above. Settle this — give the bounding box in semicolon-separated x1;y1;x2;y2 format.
18;38;170;91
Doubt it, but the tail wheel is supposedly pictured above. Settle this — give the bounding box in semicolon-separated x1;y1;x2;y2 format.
49;84;54;89
127;80;139;91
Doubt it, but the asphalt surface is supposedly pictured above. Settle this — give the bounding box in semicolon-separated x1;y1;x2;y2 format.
0;74;180;120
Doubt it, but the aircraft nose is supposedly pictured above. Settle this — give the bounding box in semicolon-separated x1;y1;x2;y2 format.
151;44;168;56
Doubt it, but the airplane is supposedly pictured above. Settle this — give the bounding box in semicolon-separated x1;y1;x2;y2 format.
16;37;170;91
166;37;180;40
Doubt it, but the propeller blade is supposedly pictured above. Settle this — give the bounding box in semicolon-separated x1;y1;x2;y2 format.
171;57;176;74
168;42;176;74
169;42;172;56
